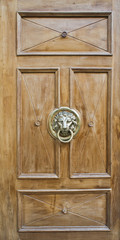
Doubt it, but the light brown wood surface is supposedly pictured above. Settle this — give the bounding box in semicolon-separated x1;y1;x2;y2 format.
0;0;120;240
17;13;111;55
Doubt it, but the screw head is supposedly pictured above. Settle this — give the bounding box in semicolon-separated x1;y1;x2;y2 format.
88;121;94;127
62;207;68;214
61;31;67;38
34;120;40;127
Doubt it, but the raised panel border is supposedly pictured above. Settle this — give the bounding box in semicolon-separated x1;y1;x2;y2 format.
17;67;60;179
17;188;111;232
17;11;112;56
69;67;112;179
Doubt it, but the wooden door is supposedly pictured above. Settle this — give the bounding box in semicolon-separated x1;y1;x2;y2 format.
0;0;120;240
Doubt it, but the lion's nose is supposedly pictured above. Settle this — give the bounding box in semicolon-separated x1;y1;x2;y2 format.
63;121;67;130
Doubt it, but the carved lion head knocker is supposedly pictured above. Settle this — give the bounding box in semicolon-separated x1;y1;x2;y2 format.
48;107;81;143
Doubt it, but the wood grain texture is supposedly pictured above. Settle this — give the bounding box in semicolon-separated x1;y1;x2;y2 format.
17;55;112;68
0;0;18;239
18;232;111;240
70;68;112;178
18;189;110;231
0;0;120;240
17;0;112;11
17;68;60;178
17;12;112;55
112;0;120;239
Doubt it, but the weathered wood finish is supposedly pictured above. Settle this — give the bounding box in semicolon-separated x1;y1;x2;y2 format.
0;1;120;240
70;68;112;178
18;189;110;232
17;12;112;55
17;68;60;178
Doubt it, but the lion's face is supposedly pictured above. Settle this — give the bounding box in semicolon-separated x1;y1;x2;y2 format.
52;111;77;137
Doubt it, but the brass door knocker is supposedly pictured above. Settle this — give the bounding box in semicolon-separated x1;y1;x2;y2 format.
48;107;81;143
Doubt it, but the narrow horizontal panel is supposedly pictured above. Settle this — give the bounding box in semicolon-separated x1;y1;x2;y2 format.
18;189;111;232
17;12;112;55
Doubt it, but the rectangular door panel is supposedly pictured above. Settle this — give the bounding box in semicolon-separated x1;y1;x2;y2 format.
17;12;112;55
17;68;60;178
1;0;120;240
70;68;112;178
18;189;110;232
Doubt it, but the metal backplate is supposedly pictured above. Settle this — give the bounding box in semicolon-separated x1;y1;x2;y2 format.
48;107;81;143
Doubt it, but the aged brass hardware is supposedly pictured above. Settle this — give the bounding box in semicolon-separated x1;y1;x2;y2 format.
34;120;40;127
62;207;68;214
48;107;81;143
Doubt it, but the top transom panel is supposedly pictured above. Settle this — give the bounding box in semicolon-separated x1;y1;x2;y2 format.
17;12;112;55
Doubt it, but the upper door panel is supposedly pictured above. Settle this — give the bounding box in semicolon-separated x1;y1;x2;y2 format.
17;12;112;55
